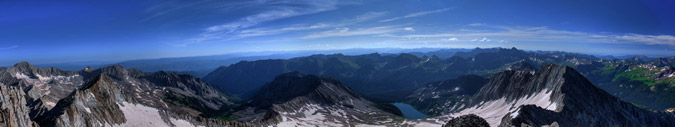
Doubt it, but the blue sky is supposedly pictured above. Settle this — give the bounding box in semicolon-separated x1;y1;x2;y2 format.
1;0;674;65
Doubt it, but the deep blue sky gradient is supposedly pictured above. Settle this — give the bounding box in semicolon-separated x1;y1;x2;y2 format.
1;0;674;65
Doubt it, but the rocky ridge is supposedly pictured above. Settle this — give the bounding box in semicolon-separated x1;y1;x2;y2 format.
430;64;675;127
0;62;239;127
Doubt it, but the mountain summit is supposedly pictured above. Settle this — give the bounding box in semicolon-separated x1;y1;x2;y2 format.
438;64;675;127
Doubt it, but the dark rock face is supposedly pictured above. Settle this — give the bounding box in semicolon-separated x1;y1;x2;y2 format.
142;71;233;117
407;75;488;116
231;72;401;126
203;60;287;96
498;65;675;127
451;64;675;127
442;114;489;127
248;72;364;108
470;69;536;105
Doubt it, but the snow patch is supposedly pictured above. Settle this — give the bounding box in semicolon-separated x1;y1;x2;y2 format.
84;107;92;113
445;89;558;127
118;102;196;127
118;102;171;127
170;117;197;127
277;104;343;127
510;108;520;118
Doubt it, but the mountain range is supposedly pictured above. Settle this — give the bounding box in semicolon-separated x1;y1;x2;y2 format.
1;47;675;126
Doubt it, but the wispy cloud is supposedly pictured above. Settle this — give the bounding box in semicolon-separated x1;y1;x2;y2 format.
0;45;18;50
468;23;484;26
379;8;450;22
386;25;675;47
202;0;338;35
302;26;404;39
234;11;387;38
161;0;340;46
614;34;675;46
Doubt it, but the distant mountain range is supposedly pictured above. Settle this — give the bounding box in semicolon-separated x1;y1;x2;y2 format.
28;48;469;77
202;47;599;98
2;47;675;126
201;47;675;111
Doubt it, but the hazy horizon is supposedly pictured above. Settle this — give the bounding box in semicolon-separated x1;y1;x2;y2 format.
2;0;674;65
2;46;671;66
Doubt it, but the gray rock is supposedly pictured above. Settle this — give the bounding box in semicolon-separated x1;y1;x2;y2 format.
0;85;38;127
443;114;489;127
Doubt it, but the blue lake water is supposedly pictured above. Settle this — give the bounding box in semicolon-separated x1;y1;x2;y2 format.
392;103;426;119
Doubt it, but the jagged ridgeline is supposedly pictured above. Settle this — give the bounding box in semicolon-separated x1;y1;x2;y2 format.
203;47;600;99
428;64;675;127
0;62;251;127
2;56;675;126
204;47;675;112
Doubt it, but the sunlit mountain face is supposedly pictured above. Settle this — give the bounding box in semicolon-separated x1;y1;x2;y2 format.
1;0;674;127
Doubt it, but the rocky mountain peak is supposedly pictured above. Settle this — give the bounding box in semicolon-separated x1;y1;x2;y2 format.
13;62;35;69
472;64;588;104
35;74;126;126
79;74;119;92
9;62;63;75
446;64;675;127
84;65;144;80
84;66;94;72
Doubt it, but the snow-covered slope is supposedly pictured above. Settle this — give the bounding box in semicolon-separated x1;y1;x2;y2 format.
430;64;675;127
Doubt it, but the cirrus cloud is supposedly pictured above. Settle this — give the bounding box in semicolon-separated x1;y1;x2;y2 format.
0;45;18;50
379;8;450;22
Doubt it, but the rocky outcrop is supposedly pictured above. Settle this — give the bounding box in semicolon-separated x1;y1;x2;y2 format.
442;114;489;127
0;85;38;127
0;62;238;127
0;62;84;110
35;75;126;127
407;75;488;116
441;64;675;127
142;71;234;117
498;65;675;127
